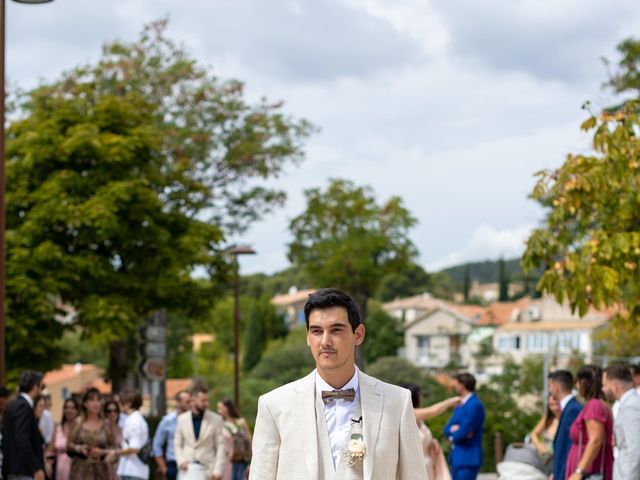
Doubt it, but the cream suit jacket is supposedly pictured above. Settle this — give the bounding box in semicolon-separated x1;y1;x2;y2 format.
249;370;427;480
174;410;227;478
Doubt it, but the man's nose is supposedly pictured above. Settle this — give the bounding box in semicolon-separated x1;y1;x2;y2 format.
320;331;333;346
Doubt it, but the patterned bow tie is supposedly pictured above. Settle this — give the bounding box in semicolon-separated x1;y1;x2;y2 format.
321;388;356;404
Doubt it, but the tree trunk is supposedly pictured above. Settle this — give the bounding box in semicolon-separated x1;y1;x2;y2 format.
109;339;133;394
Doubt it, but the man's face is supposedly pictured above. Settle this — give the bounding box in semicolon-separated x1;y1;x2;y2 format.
633;371;640;388
192;392;209;414
453;380;466;396
177;392;191;413
306;307;365;375
602;373;616;402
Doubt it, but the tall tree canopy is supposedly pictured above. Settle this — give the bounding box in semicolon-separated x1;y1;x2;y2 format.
522;38;640;355
288;178;417;326
6;20;312;383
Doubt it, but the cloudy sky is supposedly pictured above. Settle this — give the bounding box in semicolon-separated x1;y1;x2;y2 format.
8;0;640;275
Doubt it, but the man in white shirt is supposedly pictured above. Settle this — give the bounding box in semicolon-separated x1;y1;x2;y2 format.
250;288;425;480
37;392;54;446
603;364;640;480
116;389;150;480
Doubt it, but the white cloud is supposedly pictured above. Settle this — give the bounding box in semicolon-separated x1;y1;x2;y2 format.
426;223;535;271
6;0;639;278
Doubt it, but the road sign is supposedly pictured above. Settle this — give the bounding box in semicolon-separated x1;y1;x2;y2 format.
143;325;165;342
141;358;166;381
145;342;166;358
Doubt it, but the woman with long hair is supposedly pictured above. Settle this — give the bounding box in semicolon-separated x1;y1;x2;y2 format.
217;398;252;480
67;388;116;480
530;394;560;459
399;383;460;480
45;397;80;480
566;365;613;480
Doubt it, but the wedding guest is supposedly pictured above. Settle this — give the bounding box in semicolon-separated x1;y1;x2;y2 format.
603;364;640;480
67;388;116;480
46;397;80;480
549;369;582;480
401;382;460;480
530;394;560;458
217;398;252;480
103;399;123;480
116;388;149;480
565;365;613;480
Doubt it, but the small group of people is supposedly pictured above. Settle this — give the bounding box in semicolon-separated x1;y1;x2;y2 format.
0;370;253;480
527;363;640;480
153;384;252;480
0;371;151;480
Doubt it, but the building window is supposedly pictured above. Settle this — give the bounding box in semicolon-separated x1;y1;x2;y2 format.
497;334;520;352
525;333;549;352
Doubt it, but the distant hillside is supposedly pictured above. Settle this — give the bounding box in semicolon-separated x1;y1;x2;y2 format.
241;257;542;300
440;258;533;286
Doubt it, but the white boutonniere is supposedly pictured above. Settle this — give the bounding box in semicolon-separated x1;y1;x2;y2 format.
342;433;365;467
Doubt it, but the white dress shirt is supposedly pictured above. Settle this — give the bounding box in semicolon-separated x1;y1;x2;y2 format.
20;392;34;408
117;410;150;479
316;368;360;468
560;393;575;411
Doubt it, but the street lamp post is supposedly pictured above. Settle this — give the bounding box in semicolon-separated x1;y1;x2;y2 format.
0;0;53;384
227;245;255;408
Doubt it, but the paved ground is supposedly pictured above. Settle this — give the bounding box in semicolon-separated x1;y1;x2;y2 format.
478;474;498;480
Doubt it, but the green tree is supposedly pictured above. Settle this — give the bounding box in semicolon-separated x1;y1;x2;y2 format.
288;179;417;364
6;20;312;384
498;257;509;301
374;262;430;302
362;301;403;363
523;38;640;355
463;266;471;303
243;295;286;372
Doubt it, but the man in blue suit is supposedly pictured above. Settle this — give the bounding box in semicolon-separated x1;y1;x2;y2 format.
549;370;582;480
444;373;485;480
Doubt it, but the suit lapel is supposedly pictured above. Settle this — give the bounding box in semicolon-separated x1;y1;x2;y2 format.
198;411;210;445
359;372;383;480
294;372;320;480
186;411;198;445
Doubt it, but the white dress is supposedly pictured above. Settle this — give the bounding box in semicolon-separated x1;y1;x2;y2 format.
418;422;451;480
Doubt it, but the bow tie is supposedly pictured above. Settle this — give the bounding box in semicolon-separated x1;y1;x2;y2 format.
321;388;356;404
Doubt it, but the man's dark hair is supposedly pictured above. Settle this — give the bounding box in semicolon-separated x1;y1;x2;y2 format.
548;370;573;393
398;383;421;409
18;370;43;394
455;373;476;392
0;385;9;398
120;388;143;410
190;384;208;397
303;288;362;332
630;364;640;377
605;363;633;383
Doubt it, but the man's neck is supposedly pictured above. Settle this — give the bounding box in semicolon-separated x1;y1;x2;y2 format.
317;364;357;389
618;385;634;402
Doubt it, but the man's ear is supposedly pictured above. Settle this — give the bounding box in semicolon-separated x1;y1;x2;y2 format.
354;324;365;346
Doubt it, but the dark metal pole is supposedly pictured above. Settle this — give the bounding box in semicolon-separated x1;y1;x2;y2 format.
0;0;7;386
233;255;240;408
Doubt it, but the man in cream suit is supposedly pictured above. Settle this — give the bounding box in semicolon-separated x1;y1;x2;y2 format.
603;364;640;480
249;288;426;480
174;385;226;480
